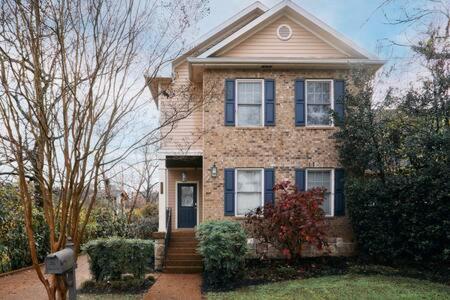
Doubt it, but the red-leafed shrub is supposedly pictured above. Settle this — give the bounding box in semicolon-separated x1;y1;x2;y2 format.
245;180;328;261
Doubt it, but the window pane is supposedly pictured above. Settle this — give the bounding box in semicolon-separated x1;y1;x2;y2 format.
307;104;331;125
180;186;194;207
307;81;332;125
237;82;262;104
237;105;261;126
236;193;261;215
237;170;262;192
307;170;332;215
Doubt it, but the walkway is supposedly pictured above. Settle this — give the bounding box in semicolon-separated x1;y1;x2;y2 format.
144;273;202;300
0;255;90;300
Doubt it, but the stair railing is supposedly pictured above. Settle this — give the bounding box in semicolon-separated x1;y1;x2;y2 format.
163;207;172;268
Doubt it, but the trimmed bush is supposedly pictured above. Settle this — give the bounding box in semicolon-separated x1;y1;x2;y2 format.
196;220;247;288
83;238;154;281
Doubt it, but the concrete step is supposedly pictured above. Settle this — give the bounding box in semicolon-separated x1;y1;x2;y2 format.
163;266;203;274
165;259;203;267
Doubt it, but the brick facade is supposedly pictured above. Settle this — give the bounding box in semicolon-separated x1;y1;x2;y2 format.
201;68;355;254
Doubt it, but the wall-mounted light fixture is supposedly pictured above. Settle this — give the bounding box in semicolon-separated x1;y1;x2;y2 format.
181;172;187;182
210;162;218;178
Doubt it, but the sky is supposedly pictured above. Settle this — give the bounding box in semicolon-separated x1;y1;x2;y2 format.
184;0;441;87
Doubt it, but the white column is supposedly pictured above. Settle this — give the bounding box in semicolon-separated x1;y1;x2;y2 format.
158;156;167;232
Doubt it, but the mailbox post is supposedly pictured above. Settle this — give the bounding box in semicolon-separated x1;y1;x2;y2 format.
44;238;77;300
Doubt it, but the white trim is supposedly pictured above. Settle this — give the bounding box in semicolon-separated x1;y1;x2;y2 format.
235;79;265;127
305;168;334;217
158;158;167;232
175;181;200;229
187;57;386;66
158;150;203;157
197;0;380;60
172;1;268;69
305;79;334;127
234;168;264;217
277;24;292;41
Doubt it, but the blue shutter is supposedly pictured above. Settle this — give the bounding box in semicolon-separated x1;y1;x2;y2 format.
264;168;275;205
224;169;235;216
334;168;345;216
295;80;305;126
264;79;275;126
334;80;345;125
295;169;306;191
225;80;235;126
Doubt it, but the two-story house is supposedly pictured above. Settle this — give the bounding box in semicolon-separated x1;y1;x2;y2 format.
149;0;384;273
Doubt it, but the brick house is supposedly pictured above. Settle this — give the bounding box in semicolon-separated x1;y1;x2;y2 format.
148;0;384;272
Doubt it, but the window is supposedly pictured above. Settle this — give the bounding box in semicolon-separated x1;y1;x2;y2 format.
306;169;334;216
236;169;263;215
236;79;264;126
306;80;333;126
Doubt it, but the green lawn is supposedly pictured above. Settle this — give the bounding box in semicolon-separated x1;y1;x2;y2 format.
207;275;450;300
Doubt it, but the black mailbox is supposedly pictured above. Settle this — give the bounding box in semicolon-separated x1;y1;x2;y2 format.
45;248;74;275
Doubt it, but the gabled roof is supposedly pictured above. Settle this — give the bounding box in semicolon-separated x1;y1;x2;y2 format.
197;0;379;60
172;1;268;69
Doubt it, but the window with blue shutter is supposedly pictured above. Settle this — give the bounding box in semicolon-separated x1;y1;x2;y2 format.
224;168;235;215
264;80;275;126
295;80;305;126
225;80;235;126
334;80;345;125
334;168;345;216
295;169;306;191
264;168;275;205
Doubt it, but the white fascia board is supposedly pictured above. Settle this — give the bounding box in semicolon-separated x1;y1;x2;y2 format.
188;57;386;66
172;1;268;69
198;0;381;61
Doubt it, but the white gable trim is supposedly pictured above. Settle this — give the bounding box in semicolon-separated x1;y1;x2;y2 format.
198;0;379;60
172;1;268;69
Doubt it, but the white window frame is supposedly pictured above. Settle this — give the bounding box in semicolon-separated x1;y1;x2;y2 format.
235;168;264;217
235;79;265;127
305;168;334;217
305;79;334;127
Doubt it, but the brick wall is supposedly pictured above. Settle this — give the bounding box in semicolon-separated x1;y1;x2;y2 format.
201;68;355;253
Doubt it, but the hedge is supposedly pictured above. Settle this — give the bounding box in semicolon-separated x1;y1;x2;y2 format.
83;238;154;281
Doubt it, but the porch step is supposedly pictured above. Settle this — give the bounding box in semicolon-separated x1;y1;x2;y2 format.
167;247;199;255
163;266;203;274
163;231;203;274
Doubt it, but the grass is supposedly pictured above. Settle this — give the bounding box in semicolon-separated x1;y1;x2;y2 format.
207;274;450;300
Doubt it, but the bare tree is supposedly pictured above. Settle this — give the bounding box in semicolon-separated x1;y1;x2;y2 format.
0;0;208;298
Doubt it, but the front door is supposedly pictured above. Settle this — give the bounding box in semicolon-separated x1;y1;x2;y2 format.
177;183;197;228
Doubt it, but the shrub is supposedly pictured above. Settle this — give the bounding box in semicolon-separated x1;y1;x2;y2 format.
245;180;328;261
79;277;154;294
127;215;158;239
196;220;247;288
347;175;450;264
83;207;129;242
83;238;154;281
0;185;50;273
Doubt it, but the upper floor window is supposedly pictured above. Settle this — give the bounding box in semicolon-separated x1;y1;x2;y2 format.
306;80;334;126
236;169;263;216
306;169;334;216
236;79;264;127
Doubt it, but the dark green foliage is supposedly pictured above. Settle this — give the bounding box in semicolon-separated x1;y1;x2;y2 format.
0;185;50;273
196;220;248;288
83;238;154;281
335;32;449;265
79;277;154;294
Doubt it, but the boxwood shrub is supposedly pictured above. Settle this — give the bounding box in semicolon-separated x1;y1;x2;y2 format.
83;238;154;281
196;220;247;288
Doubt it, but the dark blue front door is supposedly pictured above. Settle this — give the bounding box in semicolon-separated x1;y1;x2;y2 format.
177;183;197;228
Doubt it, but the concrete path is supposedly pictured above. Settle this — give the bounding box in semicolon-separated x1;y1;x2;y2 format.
0;255;90;300
144;273;202;300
